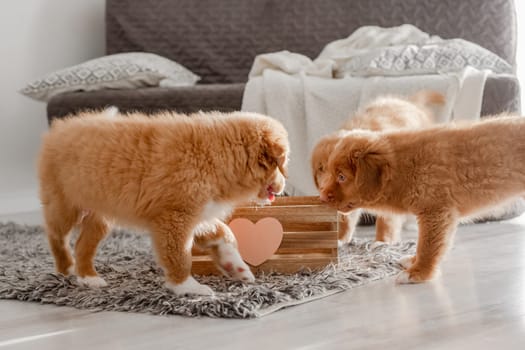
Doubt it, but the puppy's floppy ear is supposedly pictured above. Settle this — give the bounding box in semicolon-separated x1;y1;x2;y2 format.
348;148;388;202
260;128;289;177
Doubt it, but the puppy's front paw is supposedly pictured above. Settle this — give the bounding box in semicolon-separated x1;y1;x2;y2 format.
77;275;108;288
216;242;255;283
395;271;414;284
338;235;353;246
395;268;440;284
67;264;76;276
398;255;415;269
166;276;214;296
337;240;348;248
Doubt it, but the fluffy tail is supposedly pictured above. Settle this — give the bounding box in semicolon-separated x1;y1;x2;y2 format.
408;90;445;123
409;90;445;107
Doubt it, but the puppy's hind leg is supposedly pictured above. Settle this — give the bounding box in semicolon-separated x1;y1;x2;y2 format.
194;219;255;282
338;210;360;245
152;214;213;296
74;212;110;288
396;209;458;284
375;214;403;243
42;195;79;276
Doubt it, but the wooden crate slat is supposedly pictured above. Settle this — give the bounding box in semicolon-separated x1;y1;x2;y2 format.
238;196;323;207
281;221;337;232
230;214;337;225
268;196;324;206
233;206;335;217
191;247;208;256
279;231;337;248
193;252;336;261
193;246;338;257
192;253;338;275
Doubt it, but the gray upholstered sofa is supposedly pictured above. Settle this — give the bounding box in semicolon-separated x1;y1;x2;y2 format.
47;0;520;123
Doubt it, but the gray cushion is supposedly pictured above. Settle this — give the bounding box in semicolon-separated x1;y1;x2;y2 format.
47;84;245;122
20;52;200;102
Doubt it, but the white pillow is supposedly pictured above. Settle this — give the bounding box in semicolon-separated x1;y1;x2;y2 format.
335;39;513;77
20;52;201;102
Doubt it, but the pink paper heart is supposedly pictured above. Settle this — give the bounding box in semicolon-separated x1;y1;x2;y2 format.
228;217;284;266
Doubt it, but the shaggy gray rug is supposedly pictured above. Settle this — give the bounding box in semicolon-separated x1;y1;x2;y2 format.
0;222;415;318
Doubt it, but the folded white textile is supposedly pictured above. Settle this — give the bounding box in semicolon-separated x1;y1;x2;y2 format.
242;25;499;195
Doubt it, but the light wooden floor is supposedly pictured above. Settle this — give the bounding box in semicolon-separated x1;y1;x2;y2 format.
1;212;525;349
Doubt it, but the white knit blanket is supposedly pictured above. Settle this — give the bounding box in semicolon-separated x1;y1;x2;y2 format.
242;25;509;195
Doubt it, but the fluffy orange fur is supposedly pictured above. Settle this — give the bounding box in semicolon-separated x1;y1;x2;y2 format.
38;110;289;295
320;115;525;283
311;91;443;244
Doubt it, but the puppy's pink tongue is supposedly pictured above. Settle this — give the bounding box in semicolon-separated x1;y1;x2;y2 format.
268;193;276;202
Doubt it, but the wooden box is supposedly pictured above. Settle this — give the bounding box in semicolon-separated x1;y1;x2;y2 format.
192;196;339;275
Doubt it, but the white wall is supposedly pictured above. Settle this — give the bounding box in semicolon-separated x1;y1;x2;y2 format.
516;1;525;107
0;0;105;214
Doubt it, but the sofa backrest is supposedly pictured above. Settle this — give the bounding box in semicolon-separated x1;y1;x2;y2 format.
106;0;517;84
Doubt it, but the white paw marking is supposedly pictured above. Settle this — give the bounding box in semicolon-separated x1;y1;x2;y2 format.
67;264;76;276
395;271;414;284
200;201;233;222
216;242;255;282
398;255;415;269
166;276;214;296
338;235;353;246
77;275;108;288
395;269;441;284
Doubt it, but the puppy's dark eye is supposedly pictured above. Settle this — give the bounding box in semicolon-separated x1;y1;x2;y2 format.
317;164;324;172
337;173;346;183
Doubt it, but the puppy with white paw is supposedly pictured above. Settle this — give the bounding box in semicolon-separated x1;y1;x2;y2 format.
320;115;525;284
38;110;289;295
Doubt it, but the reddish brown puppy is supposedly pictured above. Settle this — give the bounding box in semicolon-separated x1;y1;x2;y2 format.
320;115;525;283
39;110;289;295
